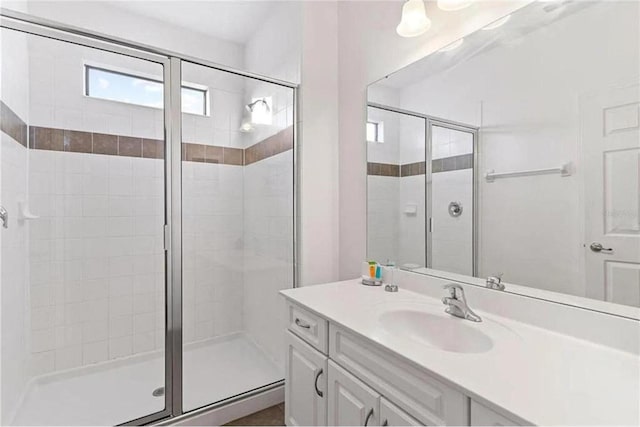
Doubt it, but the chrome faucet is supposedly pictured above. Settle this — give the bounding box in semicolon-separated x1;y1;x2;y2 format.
486;274;505;291
442;284;482;322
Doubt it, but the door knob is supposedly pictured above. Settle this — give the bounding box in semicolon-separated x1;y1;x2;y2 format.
590;242;613;253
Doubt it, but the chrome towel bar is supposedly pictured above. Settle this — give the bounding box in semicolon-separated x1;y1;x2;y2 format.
485;162;572;182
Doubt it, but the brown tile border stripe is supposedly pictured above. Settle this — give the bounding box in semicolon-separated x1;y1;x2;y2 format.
1;100;28;147
29;126;165;159
432;153;473;173
245;126;293;166
367;162;400;177
400;161;426;177
27;125;293;166
368;154;473;177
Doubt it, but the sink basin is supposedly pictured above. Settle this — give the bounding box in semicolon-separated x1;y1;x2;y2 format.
377;309;493;353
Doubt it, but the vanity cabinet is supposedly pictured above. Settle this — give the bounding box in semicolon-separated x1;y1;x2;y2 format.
470;400;520;426
285;331;328;426
380;397;422;426
285;301;470;426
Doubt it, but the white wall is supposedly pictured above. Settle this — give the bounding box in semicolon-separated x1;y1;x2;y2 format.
298;1;340;285
0;14;30;423
22;1;244;70
338;0;531;279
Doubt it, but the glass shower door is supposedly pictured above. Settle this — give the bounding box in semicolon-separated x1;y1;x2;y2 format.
0;25;171;426
180;60;295;413
427;120;477;276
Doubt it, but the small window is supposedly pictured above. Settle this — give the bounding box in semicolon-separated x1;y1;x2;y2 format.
85;65;208;116
367;121;384;143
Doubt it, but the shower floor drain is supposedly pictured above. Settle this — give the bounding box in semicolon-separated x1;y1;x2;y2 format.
152;387;165;397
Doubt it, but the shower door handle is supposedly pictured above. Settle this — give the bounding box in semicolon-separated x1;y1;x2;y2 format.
0;206;7;229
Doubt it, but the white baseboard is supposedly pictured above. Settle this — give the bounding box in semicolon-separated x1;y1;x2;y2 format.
163;385;284;426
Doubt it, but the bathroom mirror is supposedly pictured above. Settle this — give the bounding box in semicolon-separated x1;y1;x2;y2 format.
366;0;640;315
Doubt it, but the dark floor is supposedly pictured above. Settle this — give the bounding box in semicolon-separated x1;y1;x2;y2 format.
224;403;285;426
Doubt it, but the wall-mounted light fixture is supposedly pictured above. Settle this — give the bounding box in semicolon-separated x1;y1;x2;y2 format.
396;0;431;38
437;0;472;12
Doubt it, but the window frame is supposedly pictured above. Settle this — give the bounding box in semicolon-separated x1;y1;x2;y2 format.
367;120;384;143
84;63;209;116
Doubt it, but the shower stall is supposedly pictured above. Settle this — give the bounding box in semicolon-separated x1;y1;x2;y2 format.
366;104;477;275
0;10;296;426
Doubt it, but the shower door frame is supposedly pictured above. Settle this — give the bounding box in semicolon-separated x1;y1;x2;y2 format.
367;103;479;276
425;118;479;276
1;8;299;425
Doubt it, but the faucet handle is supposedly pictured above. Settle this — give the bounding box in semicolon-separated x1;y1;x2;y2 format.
486;274;505;290
443;283;463;298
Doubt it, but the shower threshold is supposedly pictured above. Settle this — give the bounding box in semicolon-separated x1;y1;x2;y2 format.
11;332;282;426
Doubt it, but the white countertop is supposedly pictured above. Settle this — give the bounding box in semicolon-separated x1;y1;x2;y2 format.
280;280;640;426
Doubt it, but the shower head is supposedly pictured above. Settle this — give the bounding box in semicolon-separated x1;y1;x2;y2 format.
245;98;271;113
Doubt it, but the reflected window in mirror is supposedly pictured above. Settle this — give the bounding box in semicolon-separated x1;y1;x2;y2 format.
367;120;384;143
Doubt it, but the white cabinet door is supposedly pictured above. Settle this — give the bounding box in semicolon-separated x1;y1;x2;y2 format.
471;400;520;426
327;360;380;426
380;397;423;426
285;331;328;426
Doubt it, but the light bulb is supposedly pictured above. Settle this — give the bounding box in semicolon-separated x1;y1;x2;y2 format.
481;15;511;30
437;0;472;12
396;0;431;38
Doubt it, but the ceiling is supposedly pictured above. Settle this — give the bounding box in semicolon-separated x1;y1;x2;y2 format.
108;1;276;45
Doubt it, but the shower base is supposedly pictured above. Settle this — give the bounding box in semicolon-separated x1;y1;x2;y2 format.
12;333;282;426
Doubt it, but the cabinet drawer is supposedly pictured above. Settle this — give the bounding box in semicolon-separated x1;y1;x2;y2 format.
287;302;328;354
330;324;468;426
471;400;521;426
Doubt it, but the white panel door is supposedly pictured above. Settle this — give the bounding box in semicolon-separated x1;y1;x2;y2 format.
380;397;423;426
582;82;640;306
285;331;328;426
327;360;380;426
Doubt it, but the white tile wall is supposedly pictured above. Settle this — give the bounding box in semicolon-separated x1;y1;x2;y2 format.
398;175;426;268
27;150;165;373
182;162;245;344
1;135;29;423
28;37;166;140
431;169;473;275
1;21;30;425
367;176;398;265
431;125;473;160
243;150;294;370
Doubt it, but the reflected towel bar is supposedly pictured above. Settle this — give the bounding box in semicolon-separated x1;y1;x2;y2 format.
485;162;572;182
